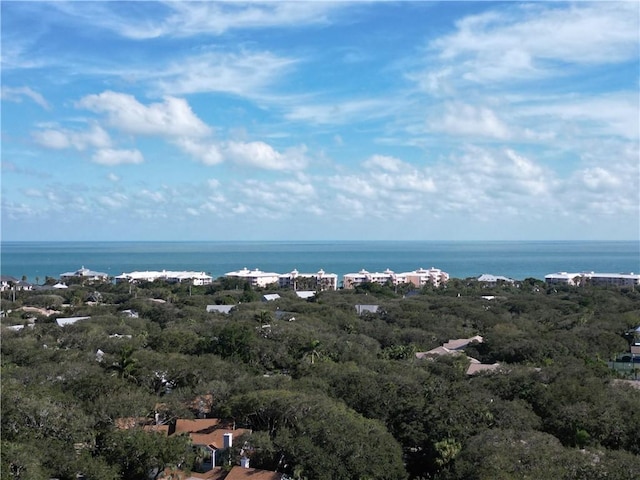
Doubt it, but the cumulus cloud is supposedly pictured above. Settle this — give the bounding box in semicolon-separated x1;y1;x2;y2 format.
174;138;223;166
363;155;405;172
1;86;50;109
432;103;511;139
32;124;111;151
225;141;308;170
77;91;211;137
92;148;144;166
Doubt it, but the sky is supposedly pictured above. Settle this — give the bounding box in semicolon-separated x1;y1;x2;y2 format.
1;1;639;241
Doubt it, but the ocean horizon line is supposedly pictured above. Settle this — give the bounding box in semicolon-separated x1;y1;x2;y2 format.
3;239;638;244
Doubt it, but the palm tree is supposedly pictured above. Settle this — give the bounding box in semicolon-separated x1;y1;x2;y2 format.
302;339;322;365
108;346;138;382
255;310;272;324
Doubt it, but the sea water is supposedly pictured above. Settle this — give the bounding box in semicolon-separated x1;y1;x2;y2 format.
1;241;639;283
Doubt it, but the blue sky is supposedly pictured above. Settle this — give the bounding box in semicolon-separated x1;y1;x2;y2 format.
2;1;639;241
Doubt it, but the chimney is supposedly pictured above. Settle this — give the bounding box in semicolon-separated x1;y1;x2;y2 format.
240;456;250;469
223;432;233;449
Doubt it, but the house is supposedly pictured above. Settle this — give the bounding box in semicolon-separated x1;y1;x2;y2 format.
206;305;235;314
0;275;18;291
262;294;280;302
415;335;499;375
477;274;515;286
172;419;251;471
120;309;139;318
1;275;33;292
355;304;379;315
295;291;315;300
466;362;502;375
443;335;483;351
60;266;109;282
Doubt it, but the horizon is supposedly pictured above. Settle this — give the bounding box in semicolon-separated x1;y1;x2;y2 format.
2;1;639;242
2;239;639;244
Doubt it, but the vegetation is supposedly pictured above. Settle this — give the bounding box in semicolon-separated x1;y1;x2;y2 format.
2;277;640;479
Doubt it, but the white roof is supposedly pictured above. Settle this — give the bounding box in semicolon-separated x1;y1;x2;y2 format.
226;268;279;277
56;316;91;326
295;291;316;299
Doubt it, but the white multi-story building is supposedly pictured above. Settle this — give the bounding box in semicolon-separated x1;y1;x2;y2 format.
278;269;338;291
343;269;397;289
342;267;449;289
545;272;640;287
224;268;280;288
544;272;583;286
404;267;450;288
115;270;212;285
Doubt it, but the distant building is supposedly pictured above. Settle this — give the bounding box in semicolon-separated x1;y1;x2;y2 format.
343;267;449;289
278;269;338;291
404;267;450;288
343;269;396;289
60;266;109;282
206;305;235;314
115;270;212;285
544;272;582;286
224;268;280;288
477;274;515;286
545;272;640;287
355;304;379;315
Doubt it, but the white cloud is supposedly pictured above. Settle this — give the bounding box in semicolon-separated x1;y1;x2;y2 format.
174;138;224;166
58;1;346;39
429;3;639;83
225;141;308;170
32;124;111;150
92;149;144;166
580;167;622;191
363;154;405;172
77;91;211;137
285;98;394;125
1;86;50;109
107;173;120;182
432;103;510;139
154;50;297;97
517;92;640;141
97;193;128;209
137;189;165;203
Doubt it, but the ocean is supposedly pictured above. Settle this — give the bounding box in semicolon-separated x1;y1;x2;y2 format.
1;241;638;284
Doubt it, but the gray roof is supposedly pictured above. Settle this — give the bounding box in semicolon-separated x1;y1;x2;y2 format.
262;294;281;302
355;304;379;315
206;305;235;314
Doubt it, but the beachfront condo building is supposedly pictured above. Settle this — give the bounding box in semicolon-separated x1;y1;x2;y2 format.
224;268;281;288
545;272;640;287
343;267;449;289
278;269;338;291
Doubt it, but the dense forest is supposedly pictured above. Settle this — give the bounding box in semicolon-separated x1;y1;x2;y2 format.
2;276;640;479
